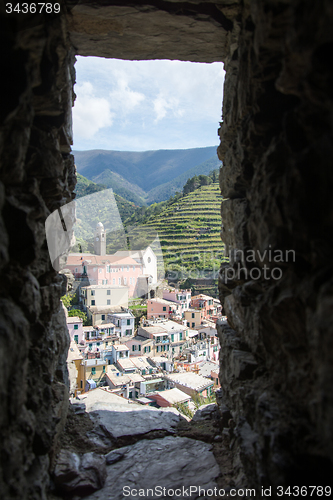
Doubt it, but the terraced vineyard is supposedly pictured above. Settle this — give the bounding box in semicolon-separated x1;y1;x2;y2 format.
129;183;227;280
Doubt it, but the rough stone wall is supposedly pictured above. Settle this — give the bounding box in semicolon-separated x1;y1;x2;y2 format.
218;0;333;489
0;7;76;499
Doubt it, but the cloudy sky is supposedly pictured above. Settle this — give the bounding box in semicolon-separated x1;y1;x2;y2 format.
73;56;225;152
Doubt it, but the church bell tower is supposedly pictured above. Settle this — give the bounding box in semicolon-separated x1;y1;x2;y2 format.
94;222;106;255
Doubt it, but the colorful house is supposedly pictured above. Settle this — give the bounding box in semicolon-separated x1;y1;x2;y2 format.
66;316;84;344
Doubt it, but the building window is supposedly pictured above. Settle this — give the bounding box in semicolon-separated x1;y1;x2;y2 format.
80;380;83;388
74;324;78;330
187;322;190;327
130;277;132;285
107;290;110;295
91;367;96;375
163;307;166;311
132;345;135;351
171;334;174;342
138;345;141;351
97;342;100;346
113;279;115;285
127;266;129;272
118;278;121;285
103;366;105;373
192;313;195;318
101;315;105;320
91;300;95;306
91;290;95;296
74;335;78;343
179;332;182;340
133;265;135;271
121;266;124;272
99;269;102;274
126;329;132;335
107;300;110;305
124;277;127;285
127;319;130;325
192;322;195;327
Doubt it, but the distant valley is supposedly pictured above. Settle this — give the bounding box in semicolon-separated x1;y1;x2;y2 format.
73;146;221;205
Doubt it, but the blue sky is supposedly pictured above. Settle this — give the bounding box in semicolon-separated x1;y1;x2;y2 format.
73;56;225;152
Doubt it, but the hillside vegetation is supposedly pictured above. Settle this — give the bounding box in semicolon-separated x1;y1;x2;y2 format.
127;181;226;281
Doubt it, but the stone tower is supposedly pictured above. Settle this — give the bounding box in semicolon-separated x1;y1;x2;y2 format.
94;222;106;255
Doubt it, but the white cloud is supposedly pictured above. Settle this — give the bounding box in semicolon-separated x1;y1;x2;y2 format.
73;82;114;139
153;95;184;122
109;78;145;115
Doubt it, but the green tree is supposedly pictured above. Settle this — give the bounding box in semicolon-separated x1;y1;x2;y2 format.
68;309;89;326
61;294;73;309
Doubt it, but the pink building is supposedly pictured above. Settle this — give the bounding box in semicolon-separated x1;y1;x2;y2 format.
66;316;84;344
147;298;181;319
66;253;142;297
162;288;191;311
191;294;215;319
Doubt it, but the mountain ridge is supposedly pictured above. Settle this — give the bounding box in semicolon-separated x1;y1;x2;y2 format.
73;146;220;204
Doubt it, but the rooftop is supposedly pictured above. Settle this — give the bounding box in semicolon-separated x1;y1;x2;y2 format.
82;285;127;290
67;341;83;361
191;294;214;301
152;388;191;404
117;358;135;370
85;358;106;367
67;316;83;324
130;356;151;370
67;253;139;267
113;345;129;351
165;372;213;391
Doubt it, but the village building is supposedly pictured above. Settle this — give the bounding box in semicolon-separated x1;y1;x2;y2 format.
130;356;156;376
66;253;142;295
183;340;211;364
184;308;204;328
162;288;192;311
105;365;132;398
67;341;85;397
107;311;135;337
191;294;216;319
134;377;166;399
86;305;123;326
148;356;174;372
147;297;181;319
164;372;214;398
66;316;84;344
148;387;191;408
81;285;129;310
125;335;154;356
137;324;170;355
84;358;107;388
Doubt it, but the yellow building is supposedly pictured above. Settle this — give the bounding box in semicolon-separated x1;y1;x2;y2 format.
67;341;86;396
184;309;203;328
84;358;108;387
